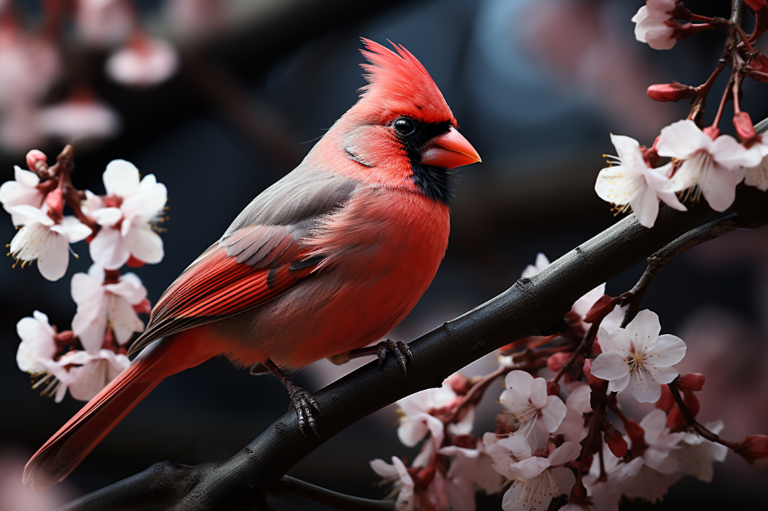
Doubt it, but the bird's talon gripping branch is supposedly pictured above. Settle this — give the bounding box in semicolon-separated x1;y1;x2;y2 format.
376;339;413;376
286;382;322;438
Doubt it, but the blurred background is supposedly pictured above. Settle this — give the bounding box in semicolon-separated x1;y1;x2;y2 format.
1;0;767;510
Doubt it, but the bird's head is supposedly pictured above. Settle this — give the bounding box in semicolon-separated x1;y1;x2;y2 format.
326;38;481;203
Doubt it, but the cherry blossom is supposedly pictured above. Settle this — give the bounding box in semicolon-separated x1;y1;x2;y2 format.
621;409;685;502
595;134;686;228
397;379;471;451
590;310;686;403
439;441;503;511
8;205;91;281
553;383;591;443
583;444;644;511
632;0;678;50
491;442;581;511
52;349;129;402
0;29;60;108
15;311;57;377
497;371;567;455
745;156;768;191
0;166;46;225
75;0;133;48
106;35;179;87
677;420;728;482
38;95;121;141
87;159;167;269
370;456;448;511
71;265;147;352
656;120;761;211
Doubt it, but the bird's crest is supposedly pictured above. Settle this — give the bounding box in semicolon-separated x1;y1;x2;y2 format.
358;38;455;125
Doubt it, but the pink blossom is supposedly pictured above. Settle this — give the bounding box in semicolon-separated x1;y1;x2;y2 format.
0;166;45;225
15;311;57;377
86;160;167;269
496;370;567;456
75;0;133;48
0;29;60;108
583;444;644;511
553;383;591;443
38;95;121;141
632;1;678;50
439;440;503;511
51;349;129;401
8;205;91;281
71;265;147;352
657;120;761;211
677;420;728;482
397;379;468;449
165;0;225;37
595;134;685;228
590;310;686;403
370;456;448;511
106;35;179;87
491;442;581;511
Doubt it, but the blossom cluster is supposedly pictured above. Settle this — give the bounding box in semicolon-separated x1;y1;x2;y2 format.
3;147;166;402
0;0;226;151
595;0;768;228
370;253;768;511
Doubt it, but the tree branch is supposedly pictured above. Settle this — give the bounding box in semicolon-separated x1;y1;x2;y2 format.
272;476;395;511
61;186;768;511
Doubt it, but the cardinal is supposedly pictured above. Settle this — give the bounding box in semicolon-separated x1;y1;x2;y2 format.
24;38;480;490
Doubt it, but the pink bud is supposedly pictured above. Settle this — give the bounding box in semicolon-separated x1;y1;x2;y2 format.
584;294;616;324
750;52;768;82
547;381;560;396
735;435;768;469
733;112;758;143
445;372;472;396
45;188;64;217
647;82;696;102
703;126;720;140
583;359;604;386
26;149;48;174
746;0;768;11
605;429;628;458
676;372;705;392
546;352;570;372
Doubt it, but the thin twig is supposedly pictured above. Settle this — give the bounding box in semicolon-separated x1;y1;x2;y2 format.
272;476;394;511
668;383;735;449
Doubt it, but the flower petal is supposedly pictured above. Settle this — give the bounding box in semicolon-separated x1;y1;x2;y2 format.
541;396;567;432
89;226;130;269
629;369;662;403
103;159;140;197
657;120;711;159
647;334;686;366
124;221;164;264
37;233;69;281
590;352;629;381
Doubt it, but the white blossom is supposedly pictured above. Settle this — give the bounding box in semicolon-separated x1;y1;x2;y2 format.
71;264;147;352
632;0;677;50
553;383;591;443
677;420;728;482
87;159;167;269
8;205;91;281
657;120;761;211
595;134;686;228
0;166;45;225
590;310;686;403
38;97;121;141
745;156;768;191
439;441;503;511
52;349;129;402
397;379;466;450
15;311;57;376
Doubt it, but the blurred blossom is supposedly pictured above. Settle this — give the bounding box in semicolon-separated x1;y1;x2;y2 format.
166;0;226;37
0;449;74;511
38;94;121;141
0;29;60;108
0;166;45;225
632;1;677;50
0;104;45;152
553;383;591;443
15;311;57;377
71;264;147;352
86;159;167;269
106;34;179;87
745;156;768;191
76;0;134;48
677;421;728;482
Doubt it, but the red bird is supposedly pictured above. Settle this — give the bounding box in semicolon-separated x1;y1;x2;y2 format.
24;39;480;490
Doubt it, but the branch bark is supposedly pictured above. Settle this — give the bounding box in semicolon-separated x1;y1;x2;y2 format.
61;186;768;511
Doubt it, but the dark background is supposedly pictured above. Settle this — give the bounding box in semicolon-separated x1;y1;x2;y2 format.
1;0;767;509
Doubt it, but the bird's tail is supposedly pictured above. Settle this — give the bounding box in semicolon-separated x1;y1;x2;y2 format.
23;333;213;490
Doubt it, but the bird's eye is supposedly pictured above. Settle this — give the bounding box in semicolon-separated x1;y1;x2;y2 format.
393;117;417;137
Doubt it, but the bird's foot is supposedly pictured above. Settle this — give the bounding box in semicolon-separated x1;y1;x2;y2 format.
286;381;322;438
374;339;414;376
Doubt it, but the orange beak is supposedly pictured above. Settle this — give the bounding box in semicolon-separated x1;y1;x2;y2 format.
420;127;482;169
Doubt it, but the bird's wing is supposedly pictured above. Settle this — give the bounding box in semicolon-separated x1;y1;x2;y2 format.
127;169;357;356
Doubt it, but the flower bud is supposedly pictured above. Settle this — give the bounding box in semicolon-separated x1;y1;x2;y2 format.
647;82;696;102
584;294;616;324
445;372;472;396
546;352;570;372
735;435;768;469
733;112;758;144
605;429;628;458
750;52;768;82
26;149;49;175
624;419;645;445
45;188;64;217
655;384;675;412
676;372;705;392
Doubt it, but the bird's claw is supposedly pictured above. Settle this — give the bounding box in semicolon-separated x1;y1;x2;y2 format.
286;383;322;438
376;339;414;376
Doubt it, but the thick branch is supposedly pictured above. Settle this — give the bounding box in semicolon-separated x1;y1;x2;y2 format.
63;186;768;511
